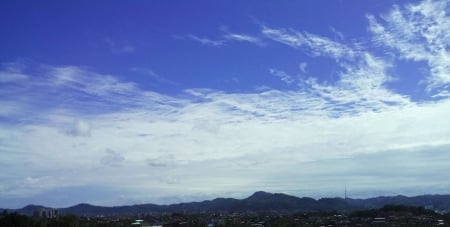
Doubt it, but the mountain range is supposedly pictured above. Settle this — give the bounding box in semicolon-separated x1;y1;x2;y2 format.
3;191;450;216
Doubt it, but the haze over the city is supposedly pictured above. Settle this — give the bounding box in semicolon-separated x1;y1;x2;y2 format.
1;0;450;209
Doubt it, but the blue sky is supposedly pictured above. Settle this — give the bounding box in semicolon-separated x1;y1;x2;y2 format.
1;0;450;208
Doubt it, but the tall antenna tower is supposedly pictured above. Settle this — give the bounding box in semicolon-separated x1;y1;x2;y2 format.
344;185;347;200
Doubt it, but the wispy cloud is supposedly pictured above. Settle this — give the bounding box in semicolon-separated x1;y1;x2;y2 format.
269;69;295;85
105;38;136;54
223;33;264;46
184;30;264;47
0;71;28;83
299;62;307;73
367;0;450;95
0;63;28;83
187;35;225;47
261;26;356;60
130;67;178;86
261;26;403;113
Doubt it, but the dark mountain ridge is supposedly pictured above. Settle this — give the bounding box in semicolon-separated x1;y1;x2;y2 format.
5;191;450;216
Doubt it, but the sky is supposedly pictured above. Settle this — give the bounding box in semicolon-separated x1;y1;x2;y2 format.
1;0;450;209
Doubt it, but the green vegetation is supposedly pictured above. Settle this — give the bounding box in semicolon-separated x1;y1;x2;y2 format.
0;211;113;227
350;204;438;218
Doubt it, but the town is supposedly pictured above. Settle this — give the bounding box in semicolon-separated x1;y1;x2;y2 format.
1;205;449;226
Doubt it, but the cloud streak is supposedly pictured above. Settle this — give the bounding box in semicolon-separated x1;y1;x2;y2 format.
269;69;295;85
105;38;136;54
187;35;225;47
224;33;264;45
185;31;263;47
261;26;357;60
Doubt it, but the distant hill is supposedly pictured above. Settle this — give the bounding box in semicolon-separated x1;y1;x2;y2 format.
6;191;450;216
346;194;450;211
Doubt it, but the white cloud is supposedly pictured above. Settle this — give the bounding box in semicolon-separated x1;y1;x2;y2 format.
261;24;408;113
49;66;138;96
130;67;178;85
187;35;225;47
224;33;264;46
367;0;450;94
0;72;28;83
0;63;29;83
66;120;91;137
269;69;295;85
1;62;449;206
261;26;356;60
186;33;264;47
261;26;405;116
105;38;136;54
146;154;175;168
101;149;125;167
299;62;307;73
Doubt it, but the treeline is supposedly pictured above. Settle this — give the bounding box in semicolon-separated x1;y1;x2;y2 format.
0;210;99;227
349;204;438;218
